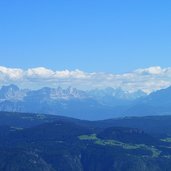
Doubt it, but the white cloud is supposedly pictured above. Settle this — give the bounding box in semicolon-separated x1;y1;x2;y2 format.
0;66;23;80
55;69;90;79
135;66;163;75
0;66;171;93
27;67;55;78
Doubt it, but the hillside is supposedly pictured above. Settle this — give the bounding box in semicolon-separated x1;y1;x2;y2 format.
0;112;171;170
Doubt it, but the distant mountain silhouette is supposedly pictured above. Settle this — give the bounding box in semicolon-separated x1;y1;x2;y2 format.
0;84;146;119
1;85;171;119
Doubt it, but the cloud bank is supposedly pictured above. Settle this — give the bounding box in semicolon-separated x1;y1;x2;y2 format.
0;66;171;93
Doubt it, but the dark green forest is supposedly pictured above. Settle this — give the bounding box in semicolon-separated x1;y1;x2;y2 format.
0;112;171;171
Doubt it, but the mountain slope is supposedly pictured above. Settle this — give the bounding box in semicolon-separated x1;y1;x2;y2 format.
124;86;171;116
0;112;171;171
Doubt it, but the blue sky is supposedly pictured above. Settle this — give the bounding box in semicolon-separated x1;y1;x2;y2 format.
0;0;171;73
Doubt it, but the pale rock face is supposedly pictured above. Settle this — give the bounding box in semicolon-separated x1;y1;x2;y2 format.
87;88;146;100
0;85;146;102
0;84;28;102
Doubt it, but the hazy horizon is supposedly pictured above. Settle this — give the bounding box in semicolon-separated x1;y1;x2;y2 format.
0;65;170;93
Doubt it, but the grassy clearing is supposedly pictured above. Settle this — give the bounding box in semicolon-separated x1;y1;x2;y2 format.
79;134;97;140
78;134;161;158
161;137;171;143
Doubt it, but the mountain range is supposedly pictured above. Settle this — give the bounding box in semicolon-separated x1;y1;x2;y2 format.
0;84;146;101
0;84;171;120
